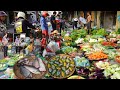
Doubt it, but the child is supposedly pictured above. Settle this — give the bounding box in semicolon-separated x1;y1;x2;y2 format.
41;34;47;52
2;33;8;58
15;35;21;54
29;34;34;43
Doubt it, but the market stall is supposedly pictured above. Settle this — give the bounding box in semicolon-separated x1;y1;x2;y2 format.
1;27;120;79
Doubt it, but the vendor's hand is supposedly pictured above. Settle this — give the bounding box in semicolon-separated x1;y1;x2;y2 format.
34;28;40;32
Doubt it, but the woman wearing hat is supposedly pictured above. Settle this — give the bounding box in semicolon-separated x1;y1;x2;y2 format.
51;30;62;48
15;12;39;37
0;11;8;38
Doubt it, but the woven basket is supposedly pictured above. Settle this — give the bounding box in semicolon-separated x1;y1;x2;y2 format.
47;54;76;79
13;56;47;79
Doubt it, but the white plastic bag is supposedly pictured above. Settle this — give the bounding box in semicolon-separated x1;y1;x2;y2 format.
47;41;59;52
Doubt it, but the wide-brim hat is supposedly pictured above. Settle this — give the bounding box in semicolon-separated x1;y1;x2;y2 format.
52;30;59;35
0;11;7;17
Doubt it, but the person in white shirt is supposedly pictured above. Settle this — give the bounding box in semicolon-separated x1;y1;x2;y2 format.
79;14;87;28
2;33;8;57
15;35;21;54
72;17;78;30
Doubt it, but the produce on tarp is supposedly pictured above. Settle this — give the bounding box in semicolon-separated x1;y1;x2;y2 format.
94;61;110;70
92;28;108;36
74;56;90;67
62;46;77;54
102;42;117;47
1;27;120;79
70;29;87;41
87;51;108;60
115;56;120;63
103;64;120;79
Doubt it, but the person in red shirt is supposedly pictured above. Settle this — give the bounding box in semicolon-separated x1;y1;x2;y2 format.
41;34;47;52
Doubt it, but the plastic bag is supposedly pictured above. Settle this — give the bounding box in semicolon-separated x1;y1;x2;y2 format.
47;41;59;52
25;37;30;43
42;49;55;57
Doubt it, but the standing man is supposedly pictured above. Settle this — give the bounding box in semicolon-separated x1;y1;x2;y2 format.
40;11;49;42
86;12;92;34
50;11;57;31
58;11;63;36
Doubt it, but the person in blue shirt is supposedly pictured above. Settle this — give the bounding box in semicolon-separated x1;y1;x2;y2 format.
40;11;49;41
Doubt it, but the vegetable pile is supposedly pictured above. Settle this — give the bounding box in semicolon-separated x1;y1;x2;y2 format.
88;51;108;60
62;46;77;54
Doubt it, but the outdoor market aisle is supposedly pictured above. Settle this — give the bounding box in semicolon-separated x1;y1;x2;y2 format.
1;28;120;79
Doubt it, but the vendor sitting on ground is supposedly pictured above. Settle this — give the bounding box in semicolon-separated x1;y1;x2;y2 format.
34;36;41;55
42;36;60;57
25;41;34;55
52;30;63;48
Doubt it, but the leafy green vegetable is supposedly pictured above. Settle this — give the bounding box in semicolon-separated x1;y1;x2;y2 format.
0;59;8;64
70;29;87;42
116;28;120;34
62;46;77;54
92;28;108;36
103;64;120;79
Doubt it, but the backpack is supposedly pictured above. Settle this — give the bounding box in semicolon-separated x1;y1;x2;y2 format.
15;19;24;34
